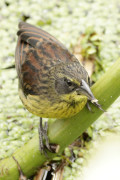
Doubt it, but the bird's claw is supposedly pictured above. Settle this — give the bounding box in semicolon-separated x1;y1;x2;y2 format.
39;118;59;157
92;100;106;112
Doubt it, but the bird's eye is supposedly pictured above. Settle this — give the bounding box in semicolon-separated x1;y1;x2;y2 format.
64;78;73;86
66;80;73;86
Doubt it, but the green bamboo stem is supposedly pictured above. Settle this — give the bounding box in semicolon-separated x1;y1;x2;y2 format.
0;59;120;179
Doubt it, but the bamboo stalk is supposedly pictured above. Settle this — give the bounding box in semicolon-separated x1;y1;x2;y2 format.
0;59;120;180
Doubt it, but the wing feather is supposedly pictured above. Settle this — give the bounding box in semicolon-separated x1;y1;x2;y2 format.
17;21;65;48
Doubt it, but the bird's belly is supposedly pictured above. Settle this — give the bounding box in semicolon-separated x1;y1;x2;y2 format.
19;89;87;118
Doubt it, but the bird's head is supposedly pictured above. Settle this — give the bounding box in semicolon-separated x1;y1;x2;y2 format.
51;62;98;104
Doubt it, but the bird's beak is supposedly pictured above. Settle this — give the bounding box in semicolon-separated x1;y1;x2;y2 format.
76;79;98;103
76;79;105;111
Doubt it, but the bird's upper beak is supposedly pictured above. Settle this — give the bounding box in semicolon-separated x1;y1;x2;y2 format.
76;79;98;103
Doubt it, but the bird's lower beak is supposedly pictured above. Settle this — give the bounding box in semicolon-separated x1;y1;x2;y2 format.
76;79;105;111
76;79;98;103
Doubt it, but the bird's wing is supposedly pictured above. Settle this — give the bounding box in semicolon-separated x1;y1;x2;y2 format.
15;22;77;95
17;21;65;49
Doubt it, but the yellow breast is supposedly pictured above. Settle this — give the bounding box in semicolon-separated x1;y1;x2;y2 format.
19;89;87;119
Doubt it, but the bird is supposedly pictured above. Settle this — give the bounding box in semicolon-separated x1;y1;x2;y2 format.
15;22;102;154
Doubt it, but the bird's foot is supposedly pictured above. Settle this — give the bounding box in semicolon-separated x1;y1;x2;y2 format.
38;118;59;156
91;99;106;112
86;101;93;112
87;100;105;112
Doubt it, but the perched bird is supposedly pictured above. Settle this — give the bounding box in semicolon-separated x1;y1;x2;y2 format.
15;22;102;153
